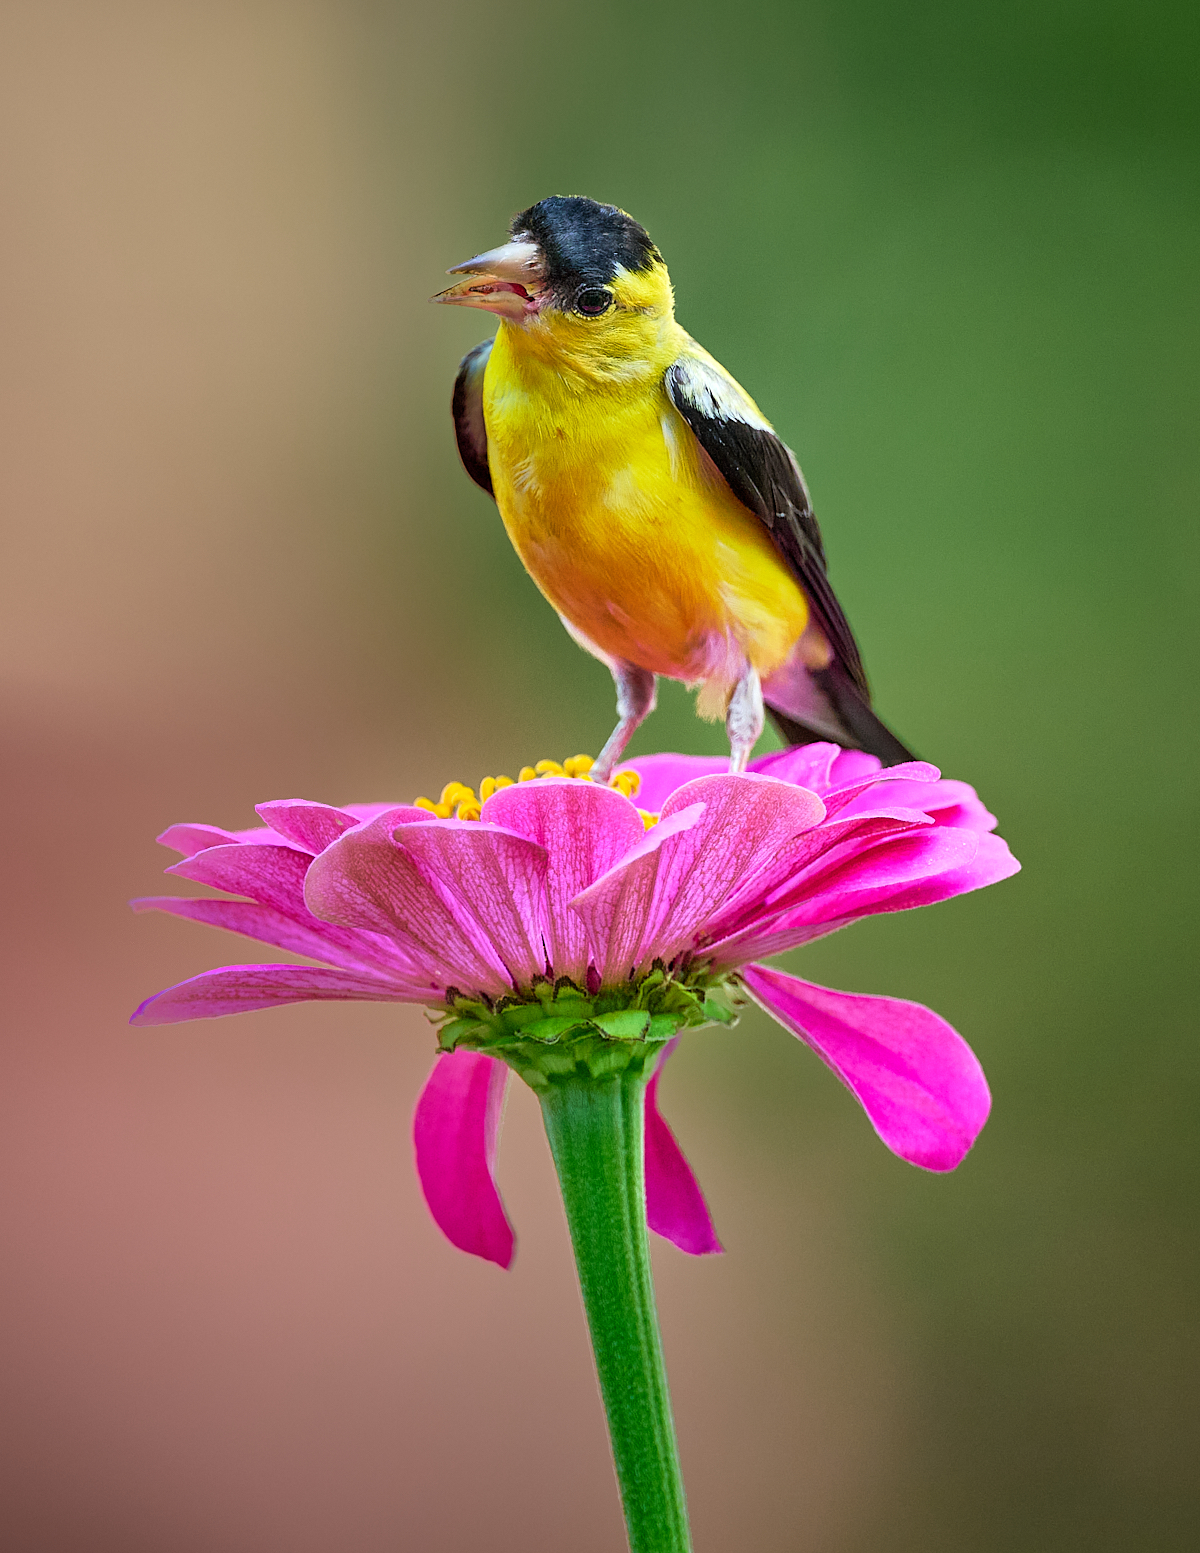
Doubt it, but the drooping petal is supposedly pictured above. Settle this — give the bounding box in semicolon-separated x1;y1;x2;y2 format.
644;1040;721;1255
412;1050;514;1269
571;776;825;977
481;779;645;983
303;811;522;997
615;754;725;815
130;963;413;1026
743;964;991;1171
392;819;551;987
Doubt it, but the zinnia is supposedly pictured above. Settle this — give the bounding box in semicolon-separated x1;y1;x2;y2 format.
133;742;1019;1268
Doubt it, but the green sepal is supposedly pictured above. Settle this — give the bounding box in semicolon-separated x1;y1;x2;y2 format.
436;1016;480;1052
592;1009;651;1041
701;991;741;1026
428;964;744;1089
522;1015;588;1043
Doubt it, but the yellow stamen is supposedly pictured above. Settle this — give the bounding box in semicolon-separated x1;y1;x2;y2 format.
641;811;660;830
412;756;652;823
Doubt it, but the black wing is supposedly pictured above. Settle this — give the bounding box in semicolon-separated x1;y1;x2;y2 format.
665;352;913;763
452;339;495;497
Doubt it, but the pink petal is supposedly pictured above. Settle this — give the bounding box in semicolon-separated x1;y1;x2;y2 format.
644;1040;721;1255
702;806;933;943
163;839;422;976
254;799;383;854
392;820;550;987
166;841;315;909
857;829;1021;912
571;776;825;978
832;775;997;833
157;823;242;857
412;1051;514;1269
481;779;645;982
743;964;991;1171
774;826;1019;926
818;761;942;818
303;812;520;997
615;755;725;815
342;801;421;824
129;895;429;982
708;826;1013;965
827;748;885;784
749;743;844;791
162;823;289;851
130;963;411;1026
918;780;998;833
567;803;707;983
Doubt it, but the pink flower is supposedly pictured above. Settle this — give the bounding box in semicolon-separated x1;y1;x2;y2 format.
133;745;1019;1268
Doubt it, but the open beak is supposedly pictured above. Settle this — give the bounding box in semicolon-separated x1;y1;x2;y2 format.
431;239;545;320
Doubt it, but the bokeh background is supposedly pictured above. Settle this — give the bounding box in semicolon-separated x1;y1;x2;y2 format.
1;2;1196;1548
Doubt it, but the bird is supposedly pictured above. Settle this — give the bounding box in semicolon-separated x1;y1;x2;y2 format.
433;195;913;783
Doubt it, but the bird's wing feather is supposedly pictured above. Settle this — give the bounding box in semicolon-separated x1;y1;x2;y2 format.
665;350;914;763
452;338;495;497
664;350;868;698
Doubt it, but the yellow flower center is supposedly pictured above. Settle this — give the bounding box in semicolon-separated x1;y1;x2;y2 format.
414;756;658;828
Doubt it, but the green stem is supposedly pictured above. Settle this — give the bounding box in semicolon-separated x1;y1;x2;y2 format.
539;1066;692;1553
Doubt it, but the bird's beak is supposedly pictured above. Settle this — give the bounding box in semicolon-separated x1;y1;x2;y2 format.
431;239;545;320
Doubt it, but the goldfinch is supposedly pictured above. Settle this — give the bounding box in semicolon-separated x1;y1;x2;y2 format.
434;195;912;779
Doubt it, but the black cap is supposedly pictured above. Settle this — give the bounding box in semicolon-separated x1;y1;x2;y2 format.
512;196;661;285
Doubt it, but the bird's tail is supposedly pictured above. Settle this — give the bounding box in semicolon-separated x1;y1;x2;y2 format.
763;658;915;766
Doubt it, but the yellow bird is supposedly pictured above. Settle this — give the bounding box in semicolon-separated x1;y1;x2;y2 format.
434;195;912;780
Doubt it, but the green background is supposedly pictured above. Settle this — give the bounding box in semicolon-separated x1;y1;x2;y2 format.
1;2;1195;1548
410;9;1199;1538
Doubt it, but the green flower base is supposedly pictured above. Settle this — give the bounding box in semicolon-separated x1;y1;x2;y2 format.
431;964;744;1088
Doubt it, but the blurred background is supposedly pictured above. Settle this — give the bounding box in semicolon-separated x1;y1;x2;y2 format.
1;1;1196;1548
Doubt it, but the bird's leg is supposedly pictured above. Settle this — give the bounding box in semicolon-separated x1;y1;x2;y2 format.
590;662;657;785
727;665;763;774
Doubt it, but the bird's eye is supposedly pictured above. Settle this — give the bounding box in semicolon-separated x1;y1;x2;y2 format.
574;287;613;317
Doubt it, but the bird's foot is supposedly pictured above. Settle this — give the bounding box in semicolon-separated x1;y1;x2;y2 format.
593;662;657;785
727;666;763;775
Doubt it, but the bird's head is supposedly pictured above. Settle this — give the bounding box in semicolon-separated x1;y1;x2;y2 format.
433;196;675;374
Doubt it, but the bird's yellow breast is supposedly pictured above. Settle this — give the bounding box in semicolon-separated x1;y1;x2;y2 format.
481;323;808;707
